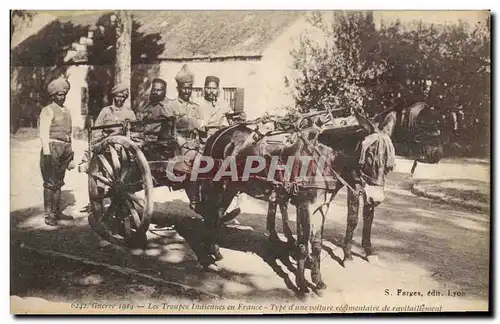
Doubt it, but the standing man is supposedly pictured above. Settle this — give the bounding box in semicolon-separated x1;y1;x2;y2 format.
166;64;204;211
166;64;204;148
78;84;136;173
39;78;75;226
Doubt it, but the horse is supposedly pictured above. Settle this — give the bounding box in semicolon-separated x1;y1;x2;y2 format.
372;102;443;175
440;109;468;156
266;109;396;267
193;109;395;294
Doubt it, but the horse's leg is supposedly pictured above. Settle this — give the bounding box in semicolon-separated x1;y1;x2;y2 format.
310;200;327;292
295;203;311;294
343;186;360;265
361;204;378;262
279;200;295;245
410;160;418;176
266;200;280;242
200;204;220;270
210;207;226;262
211;189;237;261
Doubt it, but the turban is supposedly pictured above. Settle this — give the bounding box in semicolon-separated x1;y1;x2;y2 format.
204;76;220;87
152;78;167;88
111;84;129;96
47;78;70;96
175;64;194;85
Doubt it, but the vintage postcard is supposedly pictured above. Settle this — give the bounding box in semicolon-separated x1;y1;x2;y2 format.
10;9;491;315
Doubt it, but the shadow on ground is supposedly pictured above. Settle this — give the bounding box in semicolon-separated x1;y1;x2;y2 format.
10;170;490;303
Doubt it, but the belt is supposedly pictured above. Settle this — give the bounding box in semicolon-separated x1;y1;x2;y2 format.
49;138;72;144
177;130;198;140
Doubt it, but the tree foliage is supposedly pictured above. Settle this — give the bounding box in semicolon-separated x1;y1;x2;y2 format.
291;11;490;123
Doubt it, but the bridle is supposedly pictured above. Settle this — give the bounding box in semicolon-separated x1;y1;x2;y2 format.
356;131;395;182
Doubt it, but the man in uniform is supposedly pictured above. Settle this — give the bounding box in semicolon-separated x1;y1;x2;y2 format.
39;78;75;226
198;75;232;136
78;84;136;173
165;64;205;211
136;78;176;143
138;78;171;120
166;65;204;144
94;85;136;129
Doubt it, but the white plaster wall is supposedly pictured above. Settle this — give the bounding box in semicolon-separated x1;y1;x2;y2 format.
65;65;89;128
248;16;326;119
157;60;259;109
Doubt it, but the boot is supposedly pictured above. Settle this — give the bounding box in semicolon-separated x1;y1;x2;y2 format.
186;182;201;212
43;188;58;226
43;188;52;216
53;189;74;220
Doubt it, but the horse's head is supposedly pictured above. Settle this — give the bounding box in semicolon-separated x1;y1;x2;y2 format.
378;103;443;164
353;109;396;205
414;105;443;163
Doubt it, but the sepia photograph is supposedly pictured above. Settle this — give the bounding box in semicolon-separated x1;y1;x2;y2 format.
9;9;491;315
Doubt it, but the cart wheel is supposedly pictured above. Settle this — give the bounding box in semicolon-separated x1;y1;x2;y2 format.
87;135;153;247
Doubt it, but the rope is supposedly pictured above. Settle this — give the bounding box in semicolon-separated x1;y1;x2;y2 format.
296;132;360;197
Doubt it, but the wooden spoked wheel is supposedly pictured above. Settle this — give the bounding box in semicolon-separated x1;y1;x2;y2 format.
87;136;154;246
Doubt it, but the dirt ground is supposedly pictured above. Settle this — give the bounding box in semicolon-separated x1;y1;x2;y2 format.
10;138;491;314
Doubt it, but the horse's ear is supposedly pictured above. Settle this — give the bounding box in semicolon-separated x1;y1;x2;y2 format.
378;111;396;136
353;108;376;134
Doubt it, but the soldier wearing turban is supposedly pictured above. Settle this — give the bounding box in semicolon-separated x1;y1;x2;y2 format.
199;75;232;135
39;77;75;226
168;64;203;133
94;84;136;129
78;83;136;173
165;64;205;211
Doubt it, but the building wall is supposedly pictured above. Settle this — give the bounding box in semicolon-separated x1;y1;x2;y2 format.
10;64;88;130
11;17;323;130
250;16;324;118
156;60;260;110
65;65;88;128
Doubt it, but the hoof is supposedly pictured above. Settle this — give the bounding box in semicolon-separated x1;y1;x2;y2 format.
316;282;327;290
314;282;327;296
44;218;58;226
343;257;354;268
367;254;379;264
213;252;224;262
204;263;219;272
296;287;311;300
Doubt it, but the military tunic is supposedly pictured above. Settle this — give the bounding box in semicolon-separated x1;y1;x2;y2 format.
95;105;137;126
93;105;137;138
139;99;174;140
166;98;204;150
198;99;231;128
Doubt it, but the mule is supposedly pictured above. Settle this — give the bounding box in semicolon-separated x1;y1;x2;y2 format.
373;102;443;175
194;109;395;294
267;109;397;266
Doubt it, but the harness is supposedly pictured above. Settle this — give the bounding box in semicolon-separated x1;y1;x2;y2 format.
215;114;362;199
